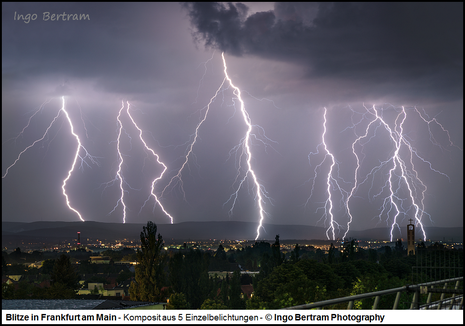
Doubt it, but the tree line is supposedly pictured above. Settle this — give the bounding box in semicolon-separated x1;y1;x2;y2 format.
128;221;463;309
4;221;462;309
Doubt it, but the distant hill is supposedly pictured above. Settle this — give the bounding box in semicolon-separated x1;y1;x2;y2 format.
344;226;463;242
2;221;462;248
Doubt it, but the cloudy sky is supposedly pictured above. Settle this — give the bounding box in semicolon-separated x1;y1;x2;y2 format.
2;3;462;240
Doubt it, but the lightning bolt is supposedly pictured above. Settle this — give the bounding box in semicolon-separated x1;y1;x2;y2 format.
160;78;227;202
105;101;129;223
160;52;271;239
2;110;61;179
306;107;347;240
126;101;175;224
414;107;463;152
60;96;99;222
2;98;53;147
344;108;380;239
368;105;430;241
220;52;269;240
3;96;98;221
103;101;174;224
317;104;458;241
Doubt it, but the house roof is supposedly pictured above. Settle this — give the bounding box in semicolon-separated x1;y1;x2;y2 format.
241;284;254;299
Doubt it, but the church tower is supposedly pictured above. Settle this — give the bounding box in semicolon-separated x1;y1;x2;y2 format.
407;219;415;256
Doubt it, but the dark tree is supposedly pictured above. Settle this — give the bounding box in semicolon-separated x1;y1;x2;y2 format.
129;221;167;302
221;276;229;306
50;254;79;290
290;244;300;263
229;270;245;309
341;239;357;262
328;243;336;264
394;239;405;257
168;249;212;309
381;245;392;261
168;252;184;294
166;293;189;309
215;244;226;260
2;256;8;275
368;249;378;263
9;247;22;263
253;263;314;309
272;235;284;267
41;259;55;275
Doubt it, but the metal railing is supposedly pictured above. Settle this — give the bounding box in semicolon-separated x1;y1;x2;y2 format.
282;277;463;310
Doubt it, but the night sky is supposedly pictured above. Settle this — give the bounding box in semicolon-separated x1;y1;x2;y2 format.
2;3;463;240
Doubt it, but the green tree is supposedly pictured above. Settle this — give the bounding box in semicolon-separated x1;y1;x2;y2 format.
2;283;15;299
50;254;79;293
331;262;360;289
200;298;228;309
272;235;284;267
12;280;34;299
41;259;55;275
168;249;212;309
382;258;411;279
168;252;184;294
129;221;167;302
296;259;342;293
290;244;300;263
381;246;392;261
229;270;245;309
328;243;336;264
253;263;314;309
10;247;22;263
341;239;357;262
46;282;77;299
166;293;189;309
394;239;405;257
368;249;378;263
215;244;227;260
221;276;229;306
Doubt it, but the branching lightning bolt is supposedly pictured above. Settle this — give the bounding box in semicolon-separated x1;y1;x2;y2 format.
369;105;428;241
221;52;269;240
3;96;98;221
160;52;271;239
306;108;347;240
2;110;62;179
105;101;129;223
126;102;174;224
160;78;227;202
344;109;380;239
312;104;458;241
61;97;99;221
103;101;174;224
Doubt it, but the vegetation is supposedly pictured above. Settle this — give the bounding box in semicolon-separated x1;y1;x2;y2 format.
3;224;462;309
166;293;188;309
129;221;167;302
2;253;80;299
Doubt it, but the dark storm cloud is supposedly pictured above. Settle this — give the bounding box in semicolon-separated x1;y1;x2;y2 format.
2;2;193;100
184;2;463;102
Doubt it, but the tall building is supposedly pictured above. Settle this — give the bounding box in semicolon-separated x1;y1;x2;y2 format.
407;219;415;256
77;232;81;247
